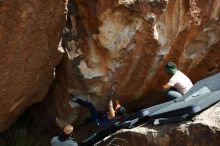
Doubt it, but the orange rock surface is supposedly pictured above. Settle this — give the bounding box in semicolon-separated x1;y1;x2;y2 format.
46;0;220;128
1;0;220;133
0;0;66;132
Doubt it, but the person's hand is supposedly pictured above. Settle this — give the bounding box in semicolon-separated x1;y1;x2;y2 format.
115;104;121;110
111;82;118;91
163;83;172;90
108;100;113;106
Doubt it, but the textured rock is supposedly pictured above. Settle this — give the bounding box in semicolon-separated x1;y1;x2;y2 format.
34;0;220;130
37;0;166;128
96;102;220;146
0;0;66;132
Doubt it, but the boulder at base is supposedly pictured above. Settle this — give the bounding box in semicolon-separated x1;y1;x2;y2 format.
96;102;220;146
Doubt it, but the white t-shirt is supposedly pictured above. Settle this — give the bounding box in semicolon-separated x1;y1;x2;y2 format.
168;70;193;94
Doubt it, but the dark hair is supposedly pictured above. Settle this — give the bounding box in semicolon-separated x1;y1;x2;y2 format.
116;106;126;117
58;132;72;141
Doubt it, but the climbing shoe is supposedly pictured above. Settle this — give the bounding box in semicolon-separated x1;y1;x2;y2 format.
70;94;77;102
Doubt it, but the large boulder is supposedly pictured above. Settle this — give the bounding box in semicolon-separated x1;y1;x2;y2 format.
0;0;66;132
39;0;220;128
96;102;220;146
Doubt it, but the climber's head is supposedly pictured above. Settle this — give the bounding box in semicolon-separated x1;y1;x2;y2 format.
165;62;177;74
63;125;74;136
116;106;126;117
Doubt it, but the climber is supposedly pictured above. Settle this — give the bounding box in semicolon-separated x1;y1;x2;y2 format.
69;95;126;128
163;62;193;100
50;124;78;146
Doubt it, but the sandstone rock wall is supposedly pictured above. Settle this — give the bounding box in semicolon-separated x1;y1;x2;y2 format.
1;0;219;133
41;0;220;128
0;0;66;132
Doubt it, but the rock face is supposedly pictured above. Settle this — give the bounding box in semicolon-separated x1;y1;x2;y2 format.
0;0;66;132
96;102;220;146
39;0;220;128
1;0;219;135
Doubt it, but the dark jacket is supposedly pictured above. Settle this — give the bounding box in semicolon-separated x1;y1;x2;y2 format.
50;135;78;146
